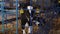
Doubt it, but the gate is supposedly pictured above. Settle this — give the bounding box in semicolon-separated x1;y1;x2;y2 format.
0;0;60;34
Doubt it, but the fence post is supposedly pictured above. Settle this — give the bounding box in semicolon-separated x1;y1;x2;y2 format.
16;0;18;34
1;0;4;33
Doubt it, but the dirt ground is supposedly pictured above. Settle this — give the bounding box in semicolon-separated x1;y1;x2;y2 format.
0;17;60;34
